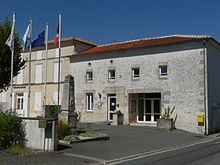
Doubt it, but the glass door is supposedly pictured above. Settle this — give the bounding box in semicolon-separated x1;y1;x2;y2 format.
137;98;160;122
108;95;116;121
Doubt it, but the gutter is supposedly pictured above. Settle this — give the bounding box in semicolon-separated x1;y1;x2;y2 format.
203;40;209;135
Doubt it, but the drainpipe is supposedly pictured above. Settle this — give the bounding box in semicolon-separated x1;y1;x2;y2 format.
203;40;208;135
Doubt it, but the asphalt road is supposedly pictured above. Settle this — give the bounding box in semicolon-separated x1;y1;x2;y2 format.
116;137;220;165
0;124;218;165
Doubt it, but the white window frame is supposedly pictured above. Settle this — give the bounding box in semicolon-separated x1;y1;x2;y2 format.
35;64;43;83
16;93;24;110
86;71;93;82
159;65;168;77
86;93;94;112
132;67;140;79
108;69;115;81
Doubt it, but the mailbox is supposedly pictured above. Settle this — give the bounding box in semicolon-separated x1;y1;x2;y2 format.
197;113;204;123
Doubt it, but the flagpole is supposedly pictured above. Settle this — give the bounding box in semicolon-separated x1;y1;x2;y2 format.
10;13;15;111
27;18;32;117
57;14;62;115
44;23;48;117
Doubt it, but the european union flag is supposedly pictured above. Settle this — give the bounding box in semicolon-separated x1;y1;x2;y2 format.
31;30;45;48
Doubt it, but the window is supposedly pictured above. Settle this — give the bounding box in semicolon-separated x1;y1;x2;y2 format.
86;71;93;82
86;93;93;111
34;92;42;111
16;93;24;110
16;70;23;84
132;67;140;79
159;65;168;77
53;91;61;105
55;48;59;58
108;69;115;80
54;62;62;82
35;64;42;83
36;51;42;60
0;93;6;102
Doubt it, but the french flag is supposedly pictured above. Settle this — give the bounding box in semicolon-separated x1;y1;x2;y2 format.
54;24;59;45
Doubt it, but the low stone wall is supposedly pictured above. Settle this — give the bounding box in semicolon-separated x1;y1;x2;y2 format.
21;117;57;151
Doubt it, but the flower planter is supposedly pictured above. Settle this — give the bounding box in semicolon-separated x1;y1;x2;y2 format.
157;118;174;130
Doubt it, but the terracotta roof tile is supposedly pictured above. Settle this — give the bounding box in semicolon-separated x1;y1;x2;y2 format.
78;34;213;55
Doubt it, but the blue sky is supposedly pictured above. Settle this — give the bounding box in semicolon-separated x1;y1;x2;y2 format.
1;0;220;44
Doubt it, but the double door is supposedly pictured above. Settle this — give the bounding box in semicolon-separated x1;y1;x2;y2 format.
137;99;160;122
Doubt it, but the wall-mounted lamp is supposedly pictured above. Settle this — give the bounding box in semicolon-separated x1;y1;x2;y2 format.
98;93;102;107
98;93;101;99
88;62;91;66
110;60;113;64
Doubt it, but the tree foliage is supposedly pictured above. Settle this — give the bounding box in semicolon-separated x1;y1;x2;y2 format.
0;17;25;91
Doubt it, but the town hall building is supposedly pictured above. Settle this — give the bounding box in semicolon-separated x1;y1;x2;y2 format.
1;34;220;135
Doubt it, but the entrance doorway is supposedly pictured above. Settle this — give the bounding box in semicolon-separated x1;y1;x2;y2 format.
137;99;160;122
129;93;161;123
108;94;116;121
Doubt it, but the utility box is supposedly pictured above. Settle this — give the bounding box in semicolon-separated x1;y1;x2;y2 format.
197;113;204;123
39;119;47;128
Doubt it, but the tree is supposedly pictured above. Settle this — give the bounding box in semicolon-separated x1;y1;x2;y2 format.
0;17;25;91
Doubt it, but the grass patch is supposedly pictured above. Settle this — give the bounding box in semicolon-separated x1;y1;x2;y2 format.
7;145;36;155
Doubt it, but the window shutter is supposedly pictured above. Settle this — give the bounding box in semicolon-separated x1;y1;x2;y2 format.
34;92;42;111
17;70;23;84
23;92;28;117
36;51;42;60
35;64;42;83
12;93;15;111
54;62;61;82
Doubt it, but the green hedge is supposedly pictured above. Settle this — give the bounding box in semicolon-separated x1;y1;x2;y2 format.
0;110;26;150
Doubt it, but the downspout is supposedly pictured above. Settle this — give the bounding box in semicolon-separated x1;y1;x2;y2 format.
203;40;208;135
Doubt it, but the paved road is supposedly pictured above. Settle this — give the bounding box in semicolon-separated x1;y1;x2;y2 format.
63;124;207;161
114;137;220;165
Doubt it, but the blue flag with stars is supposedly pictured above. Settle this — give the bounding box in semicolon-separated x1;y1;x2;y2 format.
31;30;45;48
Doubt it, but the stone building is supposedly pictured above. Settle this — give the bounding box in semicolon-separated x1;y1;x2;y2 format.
70;35;220;135
1;34;220;135
0;37;96;117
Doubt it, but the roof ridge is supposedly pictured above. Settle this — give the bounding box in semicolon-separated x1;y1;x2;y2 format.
97;34;211;47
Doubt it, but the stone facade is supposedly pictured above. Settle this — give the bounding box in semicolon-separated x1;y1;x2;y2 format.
70;39;220;134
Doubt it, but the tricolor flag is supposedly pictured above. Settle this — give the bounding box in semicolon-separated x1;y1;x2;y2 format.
23;24;31;49
54;24;59;45
5;13;15;51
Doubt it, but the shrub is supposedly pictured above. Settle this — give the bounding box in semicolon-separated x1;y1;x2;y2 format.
0;110;26;150
57;119;72;140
